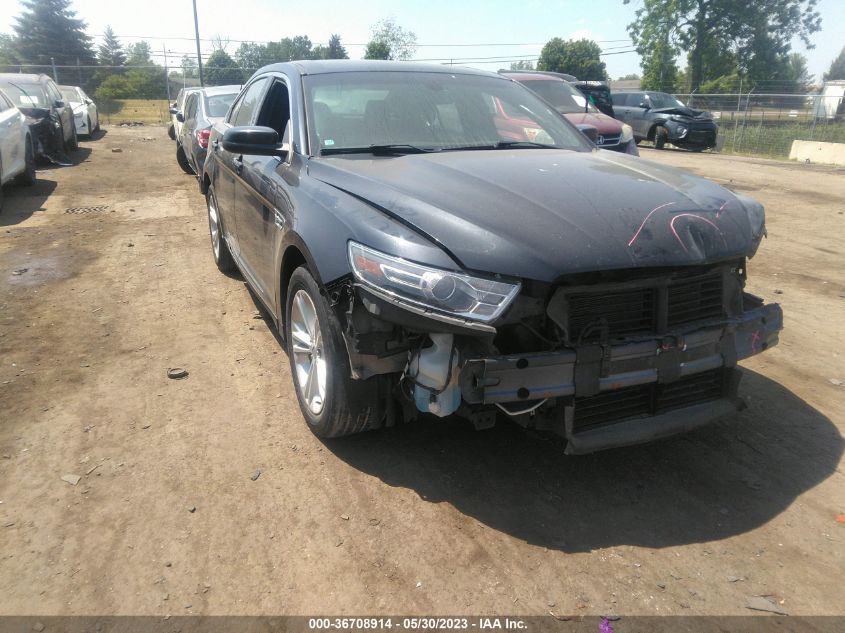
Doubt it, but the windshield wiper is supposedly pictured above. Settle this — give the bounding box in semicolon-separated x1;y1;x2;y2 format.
321;144;440;156
492;140;558;149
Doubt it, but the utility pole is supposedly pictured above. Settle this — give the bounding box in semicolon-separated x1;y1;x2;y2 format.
50;57;58;82
163;46;171;102
192;0;204;87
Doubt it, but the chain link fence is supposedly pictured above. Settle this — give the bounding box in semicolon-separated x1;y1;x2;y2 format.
675;92;845;158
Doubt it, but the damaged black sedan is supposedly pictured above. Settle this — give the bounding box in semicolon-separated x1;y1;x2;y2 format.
201;61;781;453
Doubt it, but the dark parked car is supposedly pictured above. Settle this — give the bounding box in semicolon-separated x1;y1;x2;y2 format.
175;85;240;176
614;90;718;151
0;73;77;163
201;60;780;454
503;72;637;154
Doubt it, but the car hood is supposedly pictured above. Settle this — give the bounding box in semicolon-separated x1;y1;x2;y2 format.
652;106;712;120
308;150;764;282
562;112;622;134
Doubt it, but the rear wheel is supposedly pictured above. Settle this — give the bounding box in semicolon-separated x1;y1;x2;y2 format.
16;138;36;186
67;124;78;151
205;185;235;273
86;117;92;139
286;266;382;438
654;126;668;150
176;143;194;174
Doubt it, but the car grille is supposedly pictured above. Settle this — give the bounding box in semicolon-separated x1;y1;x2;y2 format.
568;288;657;339
573;368;727;432
561;268;727;342
666;273;724;326
597;134;621;147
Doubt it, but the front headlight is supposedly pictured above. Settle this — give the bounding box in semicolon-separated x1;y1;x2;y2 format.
348;242;521;323
74;111;84;119
669;115;689;123
620;123;634;143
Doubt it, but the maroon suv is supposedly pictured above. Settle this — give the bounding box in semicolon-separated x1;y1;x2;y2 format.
503;72;638;155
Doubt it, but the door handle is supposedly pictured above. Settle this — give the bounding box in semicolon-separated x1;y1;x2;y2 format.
212;139;219;151
233;155;243;174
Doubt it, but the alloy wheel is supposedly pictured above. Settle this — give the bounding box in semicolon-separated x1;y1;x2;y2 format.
290;289;327;415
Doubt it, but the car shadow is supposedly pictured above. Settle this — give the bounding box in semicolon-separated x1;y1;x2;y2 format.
0;178;58;226
324;369;842;552
37;146;92;169
84;128;108;141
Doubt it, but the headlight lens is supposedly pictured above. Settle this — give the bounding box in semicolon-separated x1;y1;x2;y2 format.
348;242;521;322
620;123;634;143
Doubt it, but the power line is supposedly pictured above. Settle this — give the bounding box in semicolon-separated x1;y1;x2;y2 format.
90;32;632;47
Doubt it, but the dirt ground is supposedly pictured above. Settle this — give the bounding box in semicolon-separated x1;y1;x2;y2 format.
1;128;844;617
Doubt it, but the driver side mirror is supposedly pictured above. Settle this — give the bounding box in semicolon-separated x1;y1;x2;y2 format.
54;99;65;108
638;102;650;110
175;112;185;123
222;126;288;157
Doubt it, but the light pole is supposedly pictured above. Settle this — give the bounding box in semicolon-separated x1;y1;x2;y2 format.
192;0;204;87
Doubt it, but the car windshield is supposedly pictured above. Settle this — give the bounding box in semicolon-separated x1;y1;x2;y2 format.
60;88;79;103
304;71;589;154
519;80;598;114
0;81;48;108
648;93;686;109
205;93;237;118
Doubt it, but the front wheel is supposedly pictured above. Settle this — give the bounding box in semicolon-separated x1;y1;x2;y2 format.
654;126;668;150
286;267;382;438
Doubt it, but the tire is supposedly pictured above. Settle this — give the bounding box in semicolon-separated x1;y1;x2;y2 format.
176;143;194;174
67;124;78;151
205;185;236;273
16;138;36;186
94;116;100;133
86;117;93;139
654;126;668;150
0;157;4;214
168;124;175;140
286;266;382;438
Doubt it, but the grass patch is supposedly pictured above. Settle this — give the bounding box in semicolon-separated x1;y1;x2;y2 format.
100;99;171;125
719;121;845;158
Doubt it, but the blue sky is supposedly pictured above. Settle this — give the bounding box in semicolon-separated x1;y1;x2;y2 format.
1;0;843;83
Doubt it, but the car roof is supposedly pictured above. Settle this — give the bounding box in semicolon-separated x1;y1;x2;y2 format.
255;59;503;79
502;72;569;83
201;84;242;96
0;73;50;83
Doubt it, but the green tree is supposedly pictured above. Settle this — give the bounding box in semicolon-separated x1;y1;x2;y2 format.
824;46;845;81
12;0;94;66
180;54;198;79
364;18;417;61
125;41;153;67
364;41;391;60
509;60;535;70
537;38;608;80
625;0;821;92
313;34;349;60
327;34;348;59
640;35;678;91
97;26;125;67
0;34;19;67
204;49;244;85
